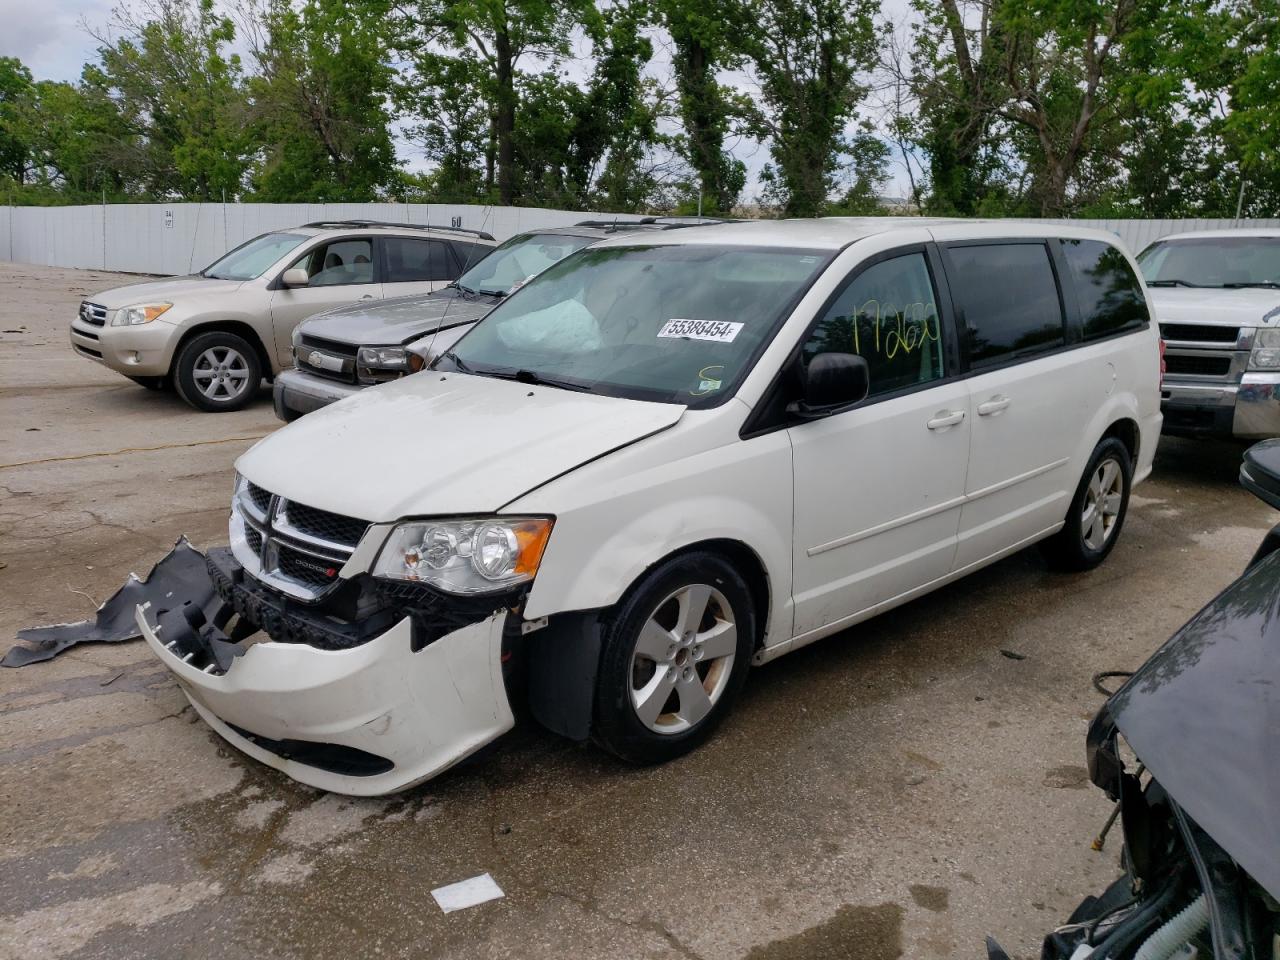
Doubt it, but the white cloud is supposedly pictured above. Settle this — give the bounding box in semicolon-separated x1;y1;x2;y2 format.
0;0;113;82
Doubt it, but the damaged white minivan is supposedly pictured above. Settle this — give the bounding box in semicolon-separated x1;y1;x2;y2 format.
140;219;1162;795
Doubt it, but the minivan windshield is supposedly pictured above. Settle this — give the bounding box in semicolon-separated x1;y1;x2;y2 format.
454;232;596;296
1137;236;1280;289
439;244;830;406
202;232;309;280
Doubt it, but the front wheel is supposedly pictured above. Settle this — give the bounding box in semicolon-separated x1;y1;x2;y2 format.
172;331;262;412
1041;437;1133;571
592;552;755;765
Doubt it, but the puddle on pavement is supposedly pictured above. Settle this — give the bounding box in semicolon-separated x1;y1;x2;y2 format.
745;903;904;960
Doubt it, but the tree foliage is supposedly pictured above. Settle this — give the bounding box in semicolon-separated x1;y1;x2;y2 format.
1;0;1277;216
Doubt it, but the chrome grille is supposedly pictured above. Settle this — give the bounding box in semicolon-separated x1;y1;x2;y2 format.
297;335;358;384
230;478;370;601
79;301;109;326
1159;323;1240;345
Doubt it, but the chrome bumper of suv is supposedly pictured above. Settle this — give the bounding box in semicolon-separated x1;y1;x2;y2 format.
1162;373;1280;440
273;367;362;420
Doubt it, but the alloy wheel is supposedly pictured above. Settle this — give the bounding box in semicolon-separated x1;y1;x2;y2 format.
629;583;737;735
1082;457;1124;551
192;346;251;401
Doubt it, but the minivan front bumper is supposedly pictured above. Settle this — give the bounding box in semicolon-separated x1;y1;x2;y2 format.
138;595;515;796
1162;372;1280;440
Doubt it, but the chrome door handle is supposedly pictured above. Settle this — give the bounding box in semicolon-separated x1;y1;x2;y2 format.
927;410;965;430
977;395;1011;416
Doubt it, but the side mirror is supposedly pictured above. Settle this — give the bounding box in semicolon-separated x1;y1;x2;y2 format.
281;267;310;288
794;352;869;418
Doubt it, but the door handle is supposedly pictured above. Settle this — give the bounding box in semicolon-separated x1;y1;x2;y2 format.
927;410;965;431
977;395;1011;417
359;294;375;300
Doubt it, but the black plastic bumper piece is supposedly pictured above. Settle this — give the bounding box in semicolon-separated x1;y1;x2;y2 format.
225;722;394;777
524;611;606;741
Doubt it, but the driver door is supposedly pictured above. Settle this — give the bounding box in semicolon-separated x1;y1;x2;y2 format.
267;237;382;365
788;247;971;642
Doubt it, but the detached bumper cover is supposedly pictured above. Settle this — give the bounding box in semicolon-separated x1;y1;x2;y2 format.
140;561;516;795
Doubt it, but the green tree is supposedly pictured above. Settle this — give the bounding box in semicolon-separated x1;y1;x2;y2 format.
0;58;33;184
655;0;746;213
90;0;251;199
405;0;594;205
246;0;399;201
736;0;881;217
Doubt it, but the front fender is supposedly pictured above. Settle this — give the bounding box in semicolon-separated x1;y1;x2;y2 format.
513;423;794;649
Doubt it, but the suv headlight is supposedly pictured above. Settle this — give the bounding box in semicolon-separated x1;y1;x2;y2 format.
372;517;553;595
112;303;172;326
357;345;410;383
1250;328;1280;369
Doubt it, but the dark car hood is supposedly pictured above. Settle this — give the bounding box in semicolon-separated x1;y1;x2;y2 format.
299;288;498;346
1104;548;1280;897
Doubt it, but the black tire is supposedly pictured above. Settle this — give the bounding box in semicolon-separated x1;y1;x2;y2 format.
1040;437;1134;572
127;375;168;391
172;331;262;412
592;551;756;765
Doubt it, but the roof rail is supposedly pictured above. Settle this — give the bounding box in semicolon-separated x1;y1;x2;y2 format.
573;218;659;229
301;220;496;241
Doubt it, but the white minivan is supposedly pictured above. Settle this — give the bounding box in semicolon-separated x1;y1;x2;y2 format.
140;219;1162;795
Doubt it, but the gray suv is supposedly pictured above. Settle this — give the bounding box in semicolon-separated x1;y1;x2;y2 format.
70;220;495;412
273;218;723;420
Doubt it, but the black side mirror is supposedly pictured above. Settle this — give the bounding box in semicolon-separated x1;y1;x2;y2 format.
792;352;869;418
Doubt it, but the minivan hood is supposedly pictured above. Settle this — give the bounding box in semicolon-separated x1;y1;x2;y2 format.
90;275;245;309
236;371;686;521
1147;286;1280;327
300;289;496;346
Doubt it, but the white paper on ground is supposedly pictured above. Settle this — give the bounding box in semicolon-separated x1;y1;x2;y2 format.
431;873;505;913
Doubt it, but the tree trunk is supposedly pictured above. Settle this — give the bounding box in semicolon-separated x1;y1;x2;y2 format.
672;31;736;213
494;28;516;206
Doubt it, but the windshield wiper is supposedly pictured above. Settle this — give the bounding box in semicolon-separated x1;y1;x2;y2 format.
478;288;507;298
506;368;593;392
1223;281;1280;289
1147;279;1205;287
438;349;472;373
453;281;479;296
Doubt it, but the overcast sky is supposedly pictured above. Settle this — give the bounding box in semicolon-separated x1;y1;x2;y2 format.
0;0;917;200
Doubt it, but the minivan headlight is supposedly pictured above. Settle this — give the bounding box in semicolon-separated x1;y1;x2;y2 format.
112;303;172;326
373;517;554;595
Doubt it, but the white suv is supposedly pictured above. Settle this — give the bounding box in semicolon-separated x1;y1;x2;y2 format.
140;218;1162;794
70;220;495;411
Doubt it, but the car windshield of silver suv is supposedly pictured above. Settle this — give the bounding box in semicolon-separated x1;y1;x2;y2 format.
1139;233;1280;440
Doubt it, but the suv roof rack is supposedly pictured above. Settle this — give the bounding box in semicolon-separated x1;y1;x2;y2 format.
572;216;735;231
301;220;496;241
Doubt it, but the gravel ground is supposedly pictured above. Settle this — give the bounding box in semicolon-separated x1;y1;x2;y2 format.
0;260;1271;960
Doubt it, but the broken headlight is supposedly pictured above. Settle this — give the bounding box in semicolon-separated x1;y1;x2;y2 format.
372;517;553;595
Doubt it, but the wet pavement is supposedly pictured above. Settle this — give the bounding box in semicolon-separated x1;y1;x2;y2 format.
1;261;1273;959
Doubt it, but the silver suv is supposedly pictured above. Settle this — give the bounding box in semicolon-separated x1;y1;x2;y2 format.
1138;230;1280;439
69;220;496;412
274;218;728;420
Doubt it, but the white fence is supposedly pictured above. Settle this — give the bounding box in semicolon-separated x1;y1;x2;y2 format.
1;203;1278;276
0;202;648;276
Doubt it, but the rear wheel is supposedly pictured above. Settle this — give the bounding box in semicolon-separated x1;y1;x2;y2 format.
1041;437;1133;571
173;331;262;412
592;552;755;764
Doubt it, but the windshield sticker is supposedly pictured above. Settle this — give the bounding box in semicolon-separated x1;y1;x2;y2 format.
691;365;724;396
658;319;744;343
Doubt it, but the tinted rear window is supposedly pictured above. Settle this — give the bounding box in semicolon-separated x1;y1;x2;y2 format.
1062;239;1148;339
384;237;456;282
947;242;1065;366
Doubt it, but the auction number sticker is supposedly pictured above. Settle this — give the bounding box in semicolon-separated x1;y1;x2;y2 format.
657;319;744;343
